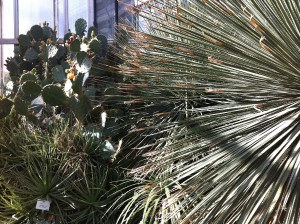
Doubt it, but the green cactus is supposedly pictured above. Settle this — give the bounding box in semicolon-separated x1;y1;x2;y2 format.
30;25;44;41
52;65;66;82
97;34;108;47
64;32;72;45
70;39;81;52
20;71;37;84
70;94;92;122
75;18;87;37
41;84;69;106
72;73;84;95
88;39;101;55
18;34;31;47
87;26;98;40
14;97;28;116
24;48;39;61
5;58;19;75
76;51;88;66
42;21;56;40
0;98;14;119
19;61;34;73
55;45;66;59
21;81;42;100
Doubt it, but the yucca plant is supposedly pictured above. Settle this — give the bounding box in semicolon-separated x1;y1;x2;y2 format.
109;0;300;223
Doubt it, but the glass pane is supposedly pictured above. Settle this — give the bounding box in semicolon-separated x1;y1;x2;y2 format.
67;0;89;33
95;0;115;39
2;0;15;38
1;44;15;92
57;0;67;38
19;0;54;35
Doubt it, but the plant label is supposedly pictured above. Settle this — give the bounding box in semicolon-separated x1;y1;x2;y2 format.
36;199;50;211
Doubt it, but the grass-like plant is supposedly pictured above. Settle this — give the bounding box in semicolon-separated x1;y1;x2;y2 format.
0;117;121;223
110;0;300;223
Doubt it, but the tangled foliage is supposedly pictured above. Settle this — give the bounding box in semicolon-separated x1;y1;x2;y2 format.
110;0;300;223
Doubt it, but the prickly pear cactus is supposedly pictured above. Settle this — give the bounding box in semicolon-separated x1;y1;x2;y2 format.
18;34;31;47
22;81;42;100
14;97;28;116
30;25;44;41
42;21;56;40
20;70;37;84
87;26;98;40
41;84;69;106
89;39;101;55
24;48;39;61
0;98;14;119
70;94;92;122
75;18;87;37
52;65;65;82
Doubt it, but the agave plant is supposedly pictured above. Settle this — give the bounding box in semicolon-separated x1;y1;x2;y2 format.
109;0;300;223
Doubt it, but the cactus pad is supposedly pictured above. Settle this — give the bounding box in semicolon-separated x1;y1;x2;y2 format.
87;26;98;40
24;48;39;61
76;51;88;66
88;39;101;54
0;98;14;119
20;72;36;84
52;65;66;82
22;81;42;100
30;25;44;41
18;34;31;47
14;97;28;115
75;18;87;37
70;39;81;52
42;84;69;106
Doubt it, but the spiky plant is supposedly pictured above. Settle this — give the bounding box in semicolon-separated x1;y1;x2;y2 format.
110;0;300;223
0;117;122;223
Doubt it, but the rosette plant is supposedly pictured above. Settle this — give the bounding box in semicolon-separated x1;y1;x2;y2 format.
110;0;300;223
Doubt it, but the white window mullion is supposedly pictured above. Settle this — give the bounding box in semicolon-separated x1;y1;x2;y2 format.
14;0;19;38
